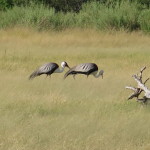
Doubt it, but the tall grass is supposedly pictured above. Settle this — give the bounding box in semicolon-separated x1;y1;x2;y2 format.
0;1;150;32
76;1;140;30
138;9;150;32
0;28;150;150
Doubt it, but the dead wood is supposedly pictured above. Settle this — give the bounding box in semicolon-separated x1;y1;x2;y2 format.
125;66;150;103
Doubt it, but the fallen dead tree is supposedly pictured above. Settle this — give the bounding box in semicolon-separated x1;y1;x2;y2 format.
125;66;150;103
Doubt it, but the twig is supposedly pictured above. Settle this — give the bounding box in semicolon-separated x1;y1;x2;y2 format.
125;86;137;91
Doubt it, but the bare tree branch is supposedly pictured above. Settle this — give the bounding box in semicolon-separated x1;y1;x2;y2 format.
125;86;137;91
139;66;146;80
125;66;150;103
133;75;150;99
144;78;150;84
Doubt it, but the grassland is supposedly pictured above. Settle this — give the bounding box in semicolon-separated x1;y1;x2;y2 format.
0;28;150;150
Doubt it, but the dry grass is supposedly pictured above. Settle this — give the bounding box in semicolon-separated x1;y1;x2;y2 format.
0;28;150;150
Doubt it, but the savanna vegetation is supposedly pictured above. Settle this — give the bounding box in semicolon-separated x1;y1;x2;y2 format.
0;0;150;149
0;0;150;32
0;28;150;150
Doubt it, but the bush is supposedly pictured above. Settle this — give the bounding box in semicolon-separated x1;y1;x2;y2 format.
0;0;13;10
0;2;150;33
0;0;150;12
0;6;25;28
0;4;76;30
75;1;140;30
138;9;150;32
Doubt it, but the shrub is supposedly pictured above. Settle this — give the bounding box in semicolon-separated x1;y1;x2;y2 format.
76;1;140;30
0;6;25;28
0;0;13;10
138;9;150;32
0;1;149;32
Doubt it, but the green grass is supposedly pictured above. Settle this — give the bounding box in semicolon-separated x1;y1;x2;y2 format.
0;28;150;150
0;1;150;32
138;9;150;32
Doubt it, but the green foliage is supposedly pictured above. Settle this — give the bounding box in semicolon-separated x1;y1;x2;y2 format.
45;0;88;12
0;0;89;12
138;9;150;32
0;1;150;32
0;0;13;10
76;1;140;30
0;0;150;12
133;0;150;8
0;4;76;30
0;6;25;28
12;0;31;6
